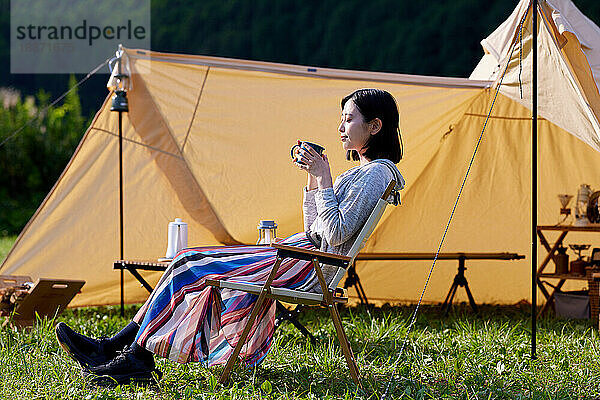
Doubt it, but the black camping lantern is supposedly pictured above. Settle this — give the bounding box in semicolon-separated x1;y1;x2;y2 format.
110;79;129;112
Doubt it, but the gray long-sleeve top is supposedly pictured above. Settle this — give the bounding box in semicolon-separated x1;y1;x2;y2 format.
298;158;405;292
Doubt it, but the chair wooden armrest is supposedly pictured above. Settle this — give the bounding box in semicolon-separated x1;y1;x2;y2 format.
272;243;352;269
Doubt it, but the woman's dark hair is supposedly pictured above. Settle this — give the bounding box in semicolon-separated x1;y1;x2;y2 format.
341;88;403;163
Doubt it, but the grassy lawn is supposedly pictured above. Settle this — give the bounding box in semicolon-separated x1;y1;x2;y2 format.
0;235;16;263
1;236;599;398
0;302;599;399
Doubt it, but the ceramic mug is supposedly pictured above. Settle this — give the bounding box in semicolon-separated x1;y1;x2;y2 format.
291;141;325;165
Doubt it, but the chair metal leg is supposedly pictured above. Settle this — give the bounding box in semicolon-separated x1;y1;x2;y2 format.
274;302;317;345
329;303;361;386
219;256;283;384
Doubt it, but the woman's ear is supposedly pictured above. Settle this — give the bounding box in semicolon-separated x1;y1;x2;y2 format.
369;118;382;135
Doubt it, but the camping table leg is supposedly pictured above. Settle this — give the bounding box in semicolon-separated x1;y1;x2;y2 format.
120;274;124;316
537;231;568;275
539;279;566;316
536;230;568;315
537;277;552;303
441;282;459;314
113;261;169;309
343;265;369;305
537;229;552;253
125;267;154;293
441;256;478;314
463;280;478;313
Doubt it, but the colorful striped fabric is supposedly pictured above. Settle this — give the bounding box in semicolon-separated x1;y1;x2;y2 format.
133;232;317;366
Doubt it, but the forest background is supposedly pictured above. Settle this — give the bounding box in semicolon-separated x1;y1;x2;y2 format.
0;0;599;237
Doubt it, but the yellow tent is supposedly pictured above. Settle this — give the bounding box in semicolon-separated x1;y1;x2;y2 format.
2;0;600;306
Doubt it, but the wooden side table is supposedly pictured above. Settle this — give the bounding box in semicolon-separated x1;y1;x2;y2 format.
537;225;600;323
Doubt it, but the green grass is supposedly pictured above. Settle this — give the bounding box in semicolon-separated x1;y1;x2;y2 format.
0;235;17;263
1;303;599;399
0;234;598;398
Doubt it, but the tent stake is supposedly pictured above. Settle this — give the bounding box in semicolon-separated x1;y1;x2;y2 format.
532;0;538;361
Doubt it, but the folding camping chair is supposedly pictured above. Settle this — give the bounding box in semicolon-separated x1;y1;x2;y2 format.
206;180;399;385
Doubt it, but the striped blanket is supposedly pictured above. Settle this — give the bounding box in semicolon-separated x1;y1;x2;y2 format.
133;232;317;366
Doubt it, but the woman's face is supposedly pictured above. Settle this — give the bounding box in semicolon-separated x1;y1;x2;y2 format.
338;100;372;154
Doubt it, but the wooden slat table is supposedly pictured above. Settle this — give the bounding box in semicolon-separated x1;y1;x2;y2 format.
348;252;525;311
113;260;170;299
536;225;600;319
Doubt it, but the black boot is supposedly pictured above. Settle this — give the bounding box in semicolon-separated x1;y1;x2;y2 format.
56;321;139;368
84;343;161;386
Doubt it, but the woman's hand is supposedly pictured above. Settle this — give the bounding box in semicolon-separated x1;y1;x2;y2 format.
293;143;333;190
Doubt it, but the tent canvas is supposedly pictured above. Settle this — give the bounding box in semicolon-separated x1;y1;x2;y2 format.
2;0;600;307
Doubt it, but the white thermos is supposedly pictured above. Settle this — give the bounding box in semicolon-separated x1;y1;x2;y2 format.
165;218;188;258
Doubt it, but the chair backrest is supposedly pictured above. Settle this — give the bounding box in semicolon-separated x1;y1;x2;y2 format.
328;180;399;290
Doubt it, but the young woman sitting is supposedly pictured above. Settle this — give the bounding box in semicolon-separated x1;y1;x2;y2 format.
56;88;405;384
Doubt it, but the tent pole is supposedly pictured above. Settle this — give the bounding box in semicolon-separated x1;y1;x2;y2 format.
119;110;124;317
110;49;129;317
532;0;538;360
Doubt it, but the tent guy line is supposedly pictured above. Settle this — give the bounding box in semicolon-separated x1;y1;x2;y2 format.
91;127;184;160
463;112;544;121
181;67;210;152
381;7;530;398
0;57;110;149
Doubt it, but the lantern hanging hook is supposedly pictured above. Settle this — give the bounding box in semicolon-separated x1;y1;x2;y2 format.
108;44;125;74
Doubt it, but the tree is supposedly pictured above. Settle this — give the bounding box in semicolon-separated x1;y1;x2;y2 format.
0;76;88;235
